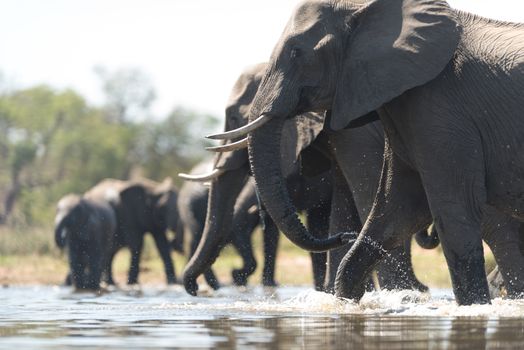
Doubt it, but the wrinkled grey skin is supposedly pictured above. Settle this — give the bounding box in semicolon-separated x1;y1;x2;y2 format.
305;122;430;293
178;161;264;289
85;178;180;285
55;194;116;290
182;64;335;295
245;0;524;305
184;63;429;296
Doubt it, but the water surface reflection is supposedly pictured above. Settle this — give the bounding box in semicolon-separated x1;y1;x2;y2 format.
1;286;524;349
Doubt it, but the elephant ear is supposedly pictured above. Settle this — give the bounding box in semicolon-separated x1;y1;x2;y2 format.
214;149;249;171
214;63;268;171
280;111;325;177
152;179;179;230
330;0;460;130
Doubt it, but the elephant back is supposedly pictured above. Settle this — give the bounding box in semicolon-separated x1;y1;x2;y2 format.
85;178;127;206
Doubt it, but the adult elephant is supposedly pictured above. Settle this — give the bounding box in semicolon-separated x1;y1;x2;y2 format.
54;194;116;290
182;63;428;295
85;178;180;285
178;161;265;289
216;0;524;305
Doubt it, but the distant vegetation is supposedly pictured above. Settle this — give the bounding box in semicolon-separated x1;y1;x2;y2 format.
0;67;219;227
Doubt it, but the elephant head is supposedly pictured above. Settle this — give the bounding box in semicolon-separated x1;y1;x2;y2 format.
181;63;332;295
54;194;87;248
214;0;459;259
180;64;265;295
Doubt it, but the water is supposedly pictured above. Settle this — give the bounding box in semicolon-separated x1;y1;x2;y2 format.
2;285;524;349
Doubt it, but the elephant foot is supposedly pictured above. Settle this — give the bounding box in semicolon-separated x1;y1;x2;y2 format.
411;279;429;293
336;280;366;301
207;278;221;291
166;276;177;285
335;240;384;301
63;273;73;286
127;278;139;285
106;279;117;286
232;269;249;286
75;283;101;293
183;275;198;296
262;278;279;288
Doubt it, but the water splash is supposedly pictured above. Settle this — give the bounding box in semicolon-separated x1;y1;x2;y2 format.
2;286;524;349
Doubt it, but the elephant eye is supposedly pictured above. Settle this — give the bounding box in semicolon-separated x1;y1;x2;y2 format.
290;48;302;59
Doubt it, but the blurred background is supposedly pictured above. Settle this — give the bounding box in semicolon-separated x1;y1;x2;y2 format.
0;0;522;287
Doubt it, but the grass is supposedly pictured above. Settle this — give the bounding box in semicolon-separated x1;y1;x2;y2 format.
0;225;496;288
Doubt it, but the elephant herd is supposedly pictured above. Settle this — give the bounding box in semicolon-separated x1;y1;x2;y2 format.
55;0;524;306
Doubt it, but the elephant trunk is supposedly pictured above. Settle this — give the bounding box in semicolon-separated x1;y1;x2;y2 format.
334;237;385;300
247;116;350;252
54;218;68;248
182;166;248;295
414;224;440;249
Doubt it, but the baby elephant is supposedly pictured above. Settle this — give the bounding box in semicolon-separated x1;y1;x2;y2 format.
55;194;116;290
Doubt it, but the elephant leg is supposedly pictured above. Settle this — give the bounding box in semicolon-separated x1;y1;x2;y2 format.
231;213;259;286
376;239;428;292
416;145;490;304
203;270;220;290
68;242;86;289
231;236;257;286
152;231;177;284
335;139;431;301
306;206;330;291
189;230;220;290
104;247;118;285
482;210;524;298
127;234;144;285
261;210;279;287
432;212;488;304
64;272;72;286
85;246;103;290
324;163;362;293
309;252;327;291
171;222;185;254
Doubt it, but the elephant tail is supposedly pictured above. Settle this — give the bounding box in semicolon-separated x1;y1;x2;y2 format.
171;220;185;254
414;224;439;249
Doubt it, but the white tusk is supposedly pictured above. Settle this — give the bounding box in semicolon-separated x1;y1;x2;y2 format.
206;138;248;152
206;114;273;140
178;168;225;182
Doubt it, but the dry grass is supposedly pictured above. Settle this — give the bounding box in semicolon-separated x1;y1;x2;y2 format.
0;226;496;288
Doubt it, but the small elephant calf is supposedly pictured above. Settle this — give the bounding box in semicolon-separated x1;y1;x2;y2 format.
55;194;116;290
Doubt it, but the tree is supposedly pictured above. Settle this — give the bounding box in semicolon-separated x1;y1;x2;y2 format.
130;107;219;183
94;66;156;123
0;78;219;226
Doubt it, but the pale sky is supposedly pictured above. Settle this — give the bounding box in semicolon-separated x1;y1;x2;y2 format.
0;0;523;121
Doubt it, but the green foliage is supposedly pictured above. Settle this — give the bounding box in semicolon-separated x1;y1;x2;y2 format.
131;107;219;184
94;66;156;123
0;70;219;227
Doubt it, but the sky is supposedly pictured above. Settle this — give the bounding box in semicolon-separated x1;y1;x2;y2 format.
0;0;523;121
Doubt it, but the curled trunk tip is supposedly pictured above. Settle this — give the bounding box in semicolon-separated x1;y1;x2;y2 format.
248;117;352;252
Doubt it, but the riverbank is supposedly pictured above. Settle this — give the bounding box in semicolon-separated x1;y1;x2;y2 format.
0;226;495;288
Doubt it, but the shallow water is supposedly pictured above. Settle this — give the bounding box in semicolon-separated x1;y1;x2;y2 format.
2;285;524;349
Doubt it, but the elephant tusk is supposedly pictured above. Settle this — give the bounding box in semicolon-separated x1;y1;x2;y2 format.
205;138;248;152
178;168;225;182
206;114;273;140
